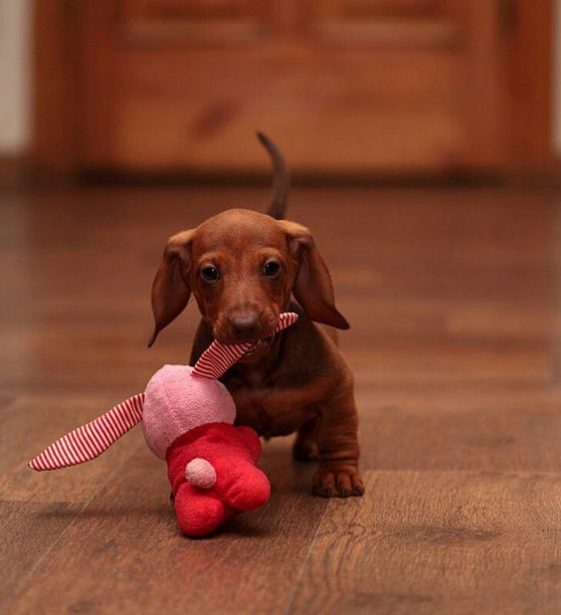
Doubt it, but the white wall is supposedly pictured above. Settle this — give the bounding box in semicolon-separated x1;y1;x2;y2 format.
0;0;31;155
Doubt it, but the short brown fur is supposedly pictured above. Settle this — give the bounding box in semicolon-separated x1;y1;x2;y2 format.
149;137;363;498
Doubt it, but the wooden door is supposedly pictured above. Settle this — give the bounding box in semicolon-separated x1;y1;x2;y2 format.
34;1;553;176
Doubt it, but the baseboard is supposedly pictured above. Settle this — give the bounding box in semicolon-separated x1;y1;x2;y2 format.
0;154;29;189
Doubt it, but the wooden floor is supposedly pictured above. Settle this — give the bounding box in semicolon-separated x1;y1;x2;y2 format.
1;184;561;614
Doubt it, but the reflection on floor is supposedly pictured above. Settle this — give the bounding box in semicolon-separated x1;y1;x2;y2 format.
1;184;560;613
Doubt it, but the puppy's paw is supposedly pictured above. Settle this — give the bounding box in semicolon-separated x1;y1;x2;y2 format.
311;468;364;498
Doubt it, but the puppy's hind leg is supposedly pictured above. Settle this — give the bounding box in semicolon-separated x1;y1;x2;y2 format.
292;415;320;462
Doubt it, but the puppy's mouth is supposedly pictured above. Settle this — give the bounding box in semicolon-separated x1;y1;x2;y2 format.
245;335;273;355
238;334;274;363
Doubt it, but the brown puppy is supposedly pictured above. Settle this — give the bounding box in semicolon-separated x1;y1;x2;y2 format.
149;134;363;498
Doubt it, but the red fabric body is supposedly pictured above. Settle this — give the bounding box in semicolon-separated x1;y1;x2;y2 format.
166;422;270;537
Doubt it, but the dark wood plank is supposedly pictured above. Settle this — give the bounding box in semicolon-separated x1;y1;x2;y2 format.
0;499;81;604
288;470;561;614
0;394;147;610
3;438;326;613
1;184;560;613
0;391;150;497
357;385;561;472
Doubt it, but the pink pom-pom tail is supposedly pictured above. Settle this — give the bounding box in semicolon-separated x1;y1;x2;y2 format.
185;458;217;489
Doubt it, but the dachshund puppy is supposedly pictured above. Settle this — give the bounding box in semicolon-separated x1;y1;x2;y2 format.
149;134;363;497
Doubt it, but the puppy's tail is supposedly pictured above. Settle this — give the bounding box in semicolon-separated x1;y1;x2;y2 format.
257;131;290;220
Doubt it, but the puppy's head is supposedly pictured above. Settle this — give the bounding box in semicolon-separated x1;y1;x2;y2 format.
149;208;348;362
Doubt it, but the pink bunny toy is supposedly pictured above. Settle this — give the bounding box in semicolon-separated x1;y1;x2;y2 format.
29;312;298;537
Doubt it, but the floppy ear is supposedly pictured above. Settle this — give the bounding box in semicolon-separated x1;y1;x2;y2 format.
279;221;349;330
148;230;195;347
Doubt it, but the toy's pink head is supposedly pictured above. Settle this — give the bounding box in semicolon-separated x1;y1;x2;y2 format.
142;365;236;459
142;312;299;459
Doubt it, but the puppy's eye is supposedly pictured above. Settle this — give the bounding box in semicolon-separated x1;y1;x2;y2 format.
200;265;220;282
263;260;281;278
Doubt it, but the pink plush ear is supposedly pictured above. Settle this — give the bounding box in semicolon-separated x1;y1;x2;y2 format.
28;394;145;471
193;312;299;379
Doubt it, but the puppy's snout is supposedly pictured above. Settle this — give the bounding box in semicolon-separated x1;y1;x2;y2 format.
229;313;260;342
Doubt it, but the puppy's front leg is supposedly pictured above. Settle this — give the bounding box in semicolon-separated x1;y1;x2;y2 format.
312;390;364;498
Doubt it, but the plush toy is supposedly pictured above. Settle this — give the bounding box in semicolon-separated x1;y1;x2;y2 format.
29;312;298;537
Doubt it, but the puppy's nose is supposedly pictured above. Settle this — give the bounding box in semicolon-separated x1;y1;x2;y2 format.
229;313;260;341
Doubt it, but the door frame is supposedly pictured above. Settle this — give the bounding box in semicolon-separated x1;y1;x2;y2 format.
31;0;556;177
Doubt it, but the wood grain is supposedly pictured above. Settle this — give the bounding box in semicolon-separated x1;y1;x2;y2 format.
1;184;561;613
288;470;561;614
2;439;326;614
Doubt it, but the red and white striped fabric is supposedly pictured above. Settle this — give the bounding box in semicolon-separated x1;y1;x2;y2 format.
28;393;145;471
28;312;298;472
192;311;299;379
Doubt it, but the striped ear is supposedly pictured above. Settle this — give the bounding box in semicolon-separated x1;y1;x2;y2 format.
193;312;299;379
29;394;145;471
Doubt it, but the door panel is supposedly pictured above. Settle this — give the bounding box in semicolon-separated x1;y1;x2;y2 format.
120;0;269;41
76;0;505;174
